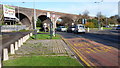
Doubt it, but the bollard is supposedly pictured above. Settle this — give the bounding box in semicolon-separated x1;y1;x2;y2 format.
24;36;26;42
0;57;1;68
26;35;27;41
15;42;18;50
22;37;25;43
19;40;21;47
18;40;21;47
24;36;25;42
30;33;33;36
24;35;27;42
21;38;23;45
28;34;30;39
26;35;28;40
10;44;15;54
3;48;9;61
29;33;31;36
19;39;21;46
28;35;29;39
101;27;103;30
87;27;89;32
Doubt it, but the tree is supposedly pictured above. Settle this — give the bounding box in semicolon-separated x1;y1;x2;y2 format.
96;12;104;27
87;19;98;28
82;10;89;19
85;22;95;28
117;18;120;23
74;14;82;24
60;16;74;26
107;15;119;25
36;19;42;27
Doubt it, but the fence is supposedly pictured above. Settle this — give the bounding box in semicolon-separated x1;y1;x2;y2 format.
0;25;26;32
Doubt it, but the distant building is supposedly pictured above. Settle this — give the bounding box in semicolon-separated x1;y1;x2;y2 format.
118;1;120;18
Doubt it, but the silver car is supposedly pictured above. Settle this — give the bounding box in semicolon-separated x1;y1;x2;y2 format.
56;26;67;32
74;24;86;33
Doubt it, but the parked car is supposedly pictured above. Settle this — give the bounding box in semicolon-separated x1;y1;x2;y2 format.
105;25;110;28
56;26;67;32
67;26;75;33
74;24;86;33
115;25;120;30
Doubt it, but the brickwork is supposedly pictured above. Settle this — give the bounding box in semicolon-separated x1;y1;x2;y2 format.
0;4;79;29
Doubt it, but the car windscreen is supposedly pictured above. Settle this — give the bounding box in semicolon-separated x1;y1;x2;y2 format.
60;26;65;28
117;26;120;28
79;26;84;28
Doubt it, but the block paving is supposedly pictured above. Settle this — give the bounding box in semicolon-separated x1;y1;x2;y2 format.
9;39;74;59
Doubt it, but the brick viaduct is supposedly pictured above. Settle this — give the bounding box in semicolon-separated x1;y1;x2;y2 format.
0;4;79;29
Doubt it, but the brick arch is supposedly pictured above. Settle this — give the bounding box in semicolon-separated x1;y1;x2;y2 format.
56;15;74;26
15;12;32;28
37;15;47;22
37;15;51;24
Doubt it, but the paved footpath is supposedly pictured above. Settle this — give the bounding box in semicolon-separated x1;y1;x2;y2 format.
9;39;74;59
58;32;119;67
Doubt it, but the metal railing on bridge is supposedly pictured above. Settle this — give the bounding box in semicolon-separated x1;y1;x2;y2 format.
0;25;26;32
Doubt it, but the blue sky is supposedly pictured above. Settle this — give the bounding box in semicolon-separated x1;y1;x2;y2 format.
0;0;119;17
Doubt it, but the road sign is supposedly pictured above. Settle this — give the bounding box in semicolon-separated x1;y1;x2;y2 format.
3;5;16;18
47;12;50;18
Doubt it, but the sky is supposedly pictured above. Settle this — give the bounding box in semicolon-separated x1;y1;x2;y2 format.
0;0;119;17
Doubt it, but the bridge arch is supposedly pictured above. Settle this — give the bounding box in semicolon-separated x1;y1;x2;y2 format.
38;15;48;22
56;16;74;27
15;13;31;28
37;15;51;31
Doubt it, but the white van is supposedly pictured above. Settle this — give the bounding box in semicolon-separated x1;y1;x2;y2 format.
74;24;86;33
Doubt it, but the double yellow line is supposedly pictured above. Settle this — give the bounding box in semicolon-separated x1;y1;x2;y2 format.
62;38;96;68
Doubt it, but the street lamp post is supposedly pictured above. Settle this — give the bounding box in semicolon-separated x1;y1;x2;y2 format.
18;2;20;22
97;12;101;30
33;0;36;30
33;0;37;39
94;0;103;30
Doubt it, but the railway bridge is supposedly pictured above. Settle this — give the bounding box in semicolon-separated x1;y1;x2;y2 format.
0;4;79;29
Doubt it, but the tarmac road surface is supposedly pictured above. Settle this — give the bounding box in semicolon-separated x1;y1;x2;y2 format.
57;29;119;67
0;31;32;56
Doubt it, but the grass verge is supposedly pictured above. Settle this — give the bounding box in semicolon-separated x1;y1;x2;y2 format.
3;56;82;66
30;34;61;40
37;31;49;34
103;27;112;29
